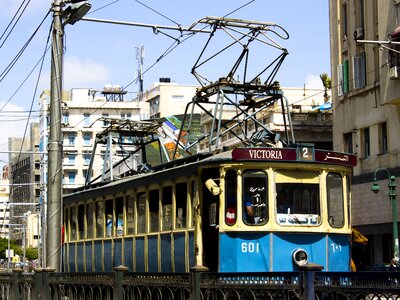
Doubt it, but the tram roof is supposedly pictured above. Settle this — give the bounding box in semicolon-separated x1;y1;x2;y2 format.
64;146;356;205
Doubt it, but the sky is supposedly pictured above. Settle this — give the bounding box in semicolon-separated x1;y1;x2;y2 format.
0;0;330;168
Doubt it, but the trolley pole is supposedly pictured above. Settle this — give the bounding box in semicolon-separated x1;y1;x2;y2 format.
47;0;63;271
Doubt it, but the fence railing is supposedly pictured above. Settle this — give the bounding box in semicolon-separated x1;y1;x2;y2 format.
0;265;399;300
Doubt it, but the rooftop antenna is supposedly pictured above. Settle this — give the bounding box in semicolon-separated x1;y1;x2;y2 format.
136;45;145;102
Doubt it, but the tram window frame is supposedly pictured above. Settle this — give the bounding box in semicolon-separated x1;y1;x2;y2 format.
162;186;173;231
275;169;320;226
224;169;237;226
176;182;187;229
95;201;104;238
346;175;351;226
137;192;146;234
70;206;77;241
126;194;135;235
115;197;124;236
87;202;94;239
149;189;160;232
64;208;69;241
105;199;113;237
327;172;345;228
191;180;198;229
77;204;85;240
242;170;268;226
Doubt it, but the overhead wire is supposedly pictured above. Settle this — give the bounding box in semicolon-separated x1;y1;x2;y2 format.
0;44;51;112
0;9;52;86
0;0;31;49
66;0;263;148
0;18;53;236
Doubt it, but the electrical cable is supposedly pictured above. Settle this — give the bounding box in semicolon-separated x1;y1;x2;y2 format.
0;20;52;236
0;46;50;112
134;0;181;27
0;9;51;85
0;0;31;49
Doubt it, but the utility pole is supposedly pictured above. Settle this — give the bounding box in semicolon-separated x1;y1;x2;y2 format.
47;0;63;271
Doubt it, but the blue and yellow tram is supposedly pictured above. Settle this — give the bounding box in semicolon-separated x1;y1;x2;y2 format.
63;145;356;273
63;16;356;273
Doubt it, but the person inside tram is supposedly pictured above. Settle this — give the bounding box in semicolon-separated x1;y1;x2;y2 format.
244;196;255;223
277;190;292;214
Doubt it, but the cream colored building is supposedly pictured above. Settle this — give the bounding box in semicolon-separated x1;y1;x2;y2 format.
39;87;143;194
329;0;400;267
0;177;10;239
143;79;201;119
198;87;332;152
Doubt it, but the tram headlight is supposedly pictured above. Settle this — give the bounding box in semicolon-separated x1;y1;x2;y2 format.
292;249;308;266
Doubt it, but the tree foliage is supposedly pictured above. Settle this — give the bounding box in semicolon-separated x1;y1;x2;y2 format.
0;238;32;260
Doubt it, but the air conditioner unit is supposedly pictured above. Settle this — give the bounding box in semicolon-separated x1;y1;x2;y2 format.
354;28;364;40
389;66;399;79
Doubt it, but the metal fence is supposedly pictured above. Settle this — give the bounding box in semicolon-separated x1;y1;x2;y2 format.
0;265;399;300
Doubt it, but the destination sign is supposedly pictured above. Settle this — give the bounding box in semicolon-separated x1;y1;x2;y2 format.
314;150;357;166
232;148;297;161
231;147;357;167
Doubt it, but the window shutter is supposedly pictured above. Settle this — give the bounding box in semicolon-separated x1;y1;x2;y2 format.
343;60;349;94
337;64;343;96
353;54;366;89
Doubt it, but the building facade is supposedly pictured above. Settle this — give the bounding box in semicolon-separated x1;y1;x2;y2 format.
198;87;332;152
0;166;10;239
39;87;143;194
329;0;400;268
8;123;40;247
143;79;200;119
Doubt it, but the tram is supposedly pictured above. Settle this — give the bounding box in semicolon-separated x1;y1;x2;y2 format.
62;16;356;273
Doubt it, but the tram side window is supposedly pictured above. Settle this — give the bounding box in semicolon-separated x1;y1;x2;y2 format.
70;206;77;241
126;195;135;235
95;201;104;238
242;170;268;225
116;197;123;236
327;173;344;228
149;189;159;232
105;199;113;237
191;180;198;229
275;170;320;226
87;203;94;239
176;182;187;229
137;193;146;234
225;169;237;226
77;204;84;240
162;186;172;231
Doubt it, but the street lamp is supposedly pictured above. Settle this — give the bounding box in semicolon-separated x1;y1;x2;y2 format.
371;168;399;263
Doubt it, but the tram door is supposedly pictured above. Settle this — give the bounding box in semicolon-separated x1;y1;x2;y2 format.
201;168;220;272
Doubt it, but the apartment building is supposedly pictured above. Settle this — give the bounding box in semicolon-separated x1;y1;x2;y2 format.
8;123;40;246
329;0;400;267
198;87;332;152
0;166;10;239
39;87;143;194
143;78;201;119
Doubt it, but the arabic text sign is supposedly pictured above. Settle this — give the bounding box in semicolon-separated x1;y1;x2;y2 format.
315;150;357;167
232;148;357;167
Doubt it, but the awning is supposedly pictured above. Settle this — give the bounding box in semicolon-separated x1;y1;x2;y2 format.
311;102;332;111
390;26;400;42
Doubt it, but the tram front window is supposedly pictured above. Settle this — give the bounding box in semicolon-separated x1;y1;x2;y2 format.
242;170;268;225
327;172;344;228
275;170;320;226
